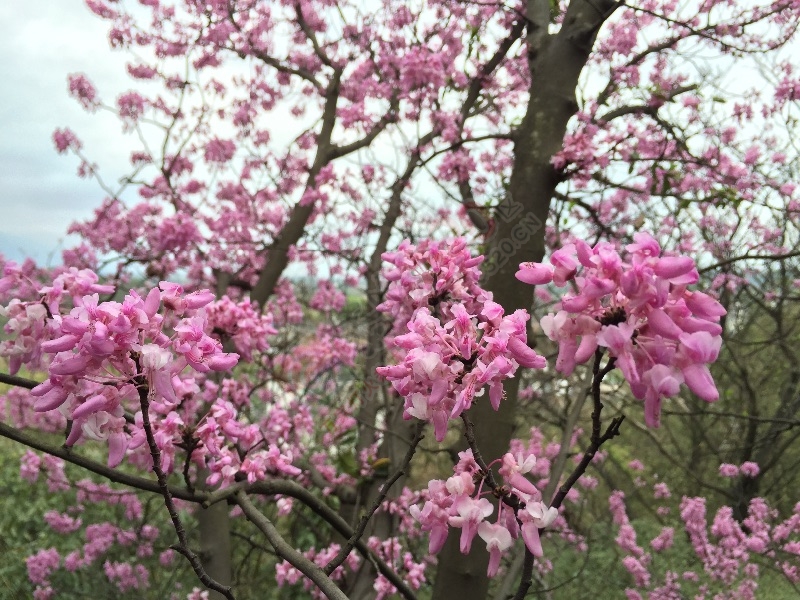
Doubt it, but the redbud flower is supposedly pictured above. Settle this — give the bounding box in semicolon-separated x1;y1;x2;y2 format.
519;502;558;557
518;233;725;427
449;496;494;554
478;522;513;576
378;239;546;440
740;462;760;478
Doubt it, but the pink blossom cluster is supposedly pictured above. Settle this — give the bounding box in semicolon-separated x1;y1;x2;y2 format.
28;518;157;595
26;548;60;588
309;280;347;313
19;451;70;492
377;238;486;333
204;295;277;361
0;275;239;468
279;325;357;380
377;302;545;440
612;464;800;599
719;462;760;478
103;561;150;592
0;300;48;377
0;256;42;297
44;510;83;534
367;536;427;600
20;449;164;596
377;239;546;440
609;491;651;587
516;233;727;427
198;400;301;487
52;127;83;154
275;542;361;600
2;385;67;432
410;449;557;577
67;73;98;111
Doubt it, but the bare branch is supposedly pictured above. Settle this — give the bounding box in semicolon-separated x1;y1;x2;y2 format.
235;490;349;600
0;372;38;390
324;422;425;575
135;378;235;600
246;480;418;600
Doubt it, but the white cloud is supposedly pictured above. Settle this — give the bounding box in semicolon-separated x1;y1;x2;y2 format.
0;3;134;263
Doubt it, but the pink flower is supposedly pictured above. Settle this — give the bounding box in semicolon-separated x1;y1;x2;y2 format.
378;241;546;440
499;452;540;499
173;317;239;373
519;502;558;557
650;527;674;552
449;496;494;553
507;336;547;369
204;138;236;163
515;262;553;285
53;128;83;153
478;522;513;576
641;365;682;427
410;480;453;554
68;73;99;110
140;343;177;404
518;238;725;427
740;462;760;478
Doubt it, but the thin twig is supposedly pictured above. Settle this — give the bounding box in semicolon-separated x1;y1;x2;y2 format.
324;422;425;575
514;350;624;600
235;490;349;600
461;414;525;512
549;351;622;511
496;371;592;600
136;378;235;600
247;480;418;600
0;420;203;500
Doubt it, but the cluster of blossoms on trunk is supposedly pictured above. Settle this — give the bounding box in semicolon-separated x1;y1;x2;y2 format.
516;233;726;427
377;238;547;441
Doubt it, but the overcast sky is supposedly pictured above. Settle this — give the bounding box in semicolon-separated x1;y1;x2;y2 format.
0;3;136;265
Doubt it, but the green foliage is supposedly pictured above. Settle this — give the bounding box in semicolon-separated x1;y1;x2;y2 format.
0;436;203;599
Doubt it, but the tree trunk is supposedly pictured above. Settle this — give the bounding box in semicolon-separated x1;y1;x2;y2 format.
431;1;618;598
198;499;233;599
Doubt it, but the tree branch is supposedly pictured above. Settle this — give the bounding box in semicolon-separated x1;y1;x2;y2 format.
514;350;623;600
135;377;235;600
0;372;37;389
246;480;418;600
235;490;349;600
324;422;424;575
0;420;202;501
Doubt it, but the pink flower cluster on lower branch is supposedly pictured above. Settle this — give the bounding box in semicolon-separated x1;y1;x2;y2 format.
0;275;239;468
611;464;800;599
410;450;557;577
516;233;727;427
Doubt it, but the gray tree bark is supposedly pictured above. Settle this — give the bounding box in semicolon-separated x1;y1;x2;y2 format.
198;500;233;600
431;1;619;598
